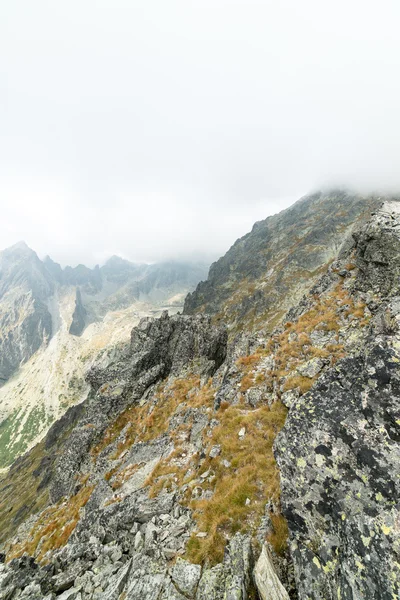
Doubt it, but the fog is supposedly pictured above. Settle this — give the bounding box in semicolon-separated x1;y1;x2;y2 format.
1;1;400;266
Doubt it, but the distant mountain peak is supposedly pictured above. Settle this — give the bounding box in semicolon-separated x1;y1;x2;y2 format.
104;255;136;267
2;240;35;256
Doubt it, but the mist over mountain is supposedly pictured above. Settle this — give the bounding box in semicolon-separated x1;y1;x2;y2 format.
3;1;400;266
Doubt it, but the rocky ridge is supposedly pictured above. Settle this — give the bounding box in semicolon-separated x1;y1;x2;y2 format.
0;196;398;599
184;190;380;333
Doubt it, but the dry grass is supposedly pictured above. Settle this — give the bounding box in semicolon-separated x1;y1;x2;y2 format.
283;375;315;394
267;512;289;556
110;463;143;490
92;375;205;459
182;400;287;565
7;482;94;562
0;443;50;546
236;279;368;399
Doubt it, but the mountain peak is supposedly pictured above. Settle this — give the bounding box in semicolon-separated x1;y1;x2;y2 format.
3;240;35;255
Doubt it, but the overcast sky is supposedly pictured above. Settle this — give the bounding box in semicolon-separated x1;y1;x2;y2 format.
1;1;400;266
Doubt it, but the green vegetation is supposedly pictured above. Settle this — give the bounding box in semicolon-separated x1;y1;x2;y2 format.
0;404;51;468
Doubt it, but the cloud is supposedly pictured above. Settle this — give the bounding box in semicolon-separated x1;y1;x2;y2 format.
1;0;400;265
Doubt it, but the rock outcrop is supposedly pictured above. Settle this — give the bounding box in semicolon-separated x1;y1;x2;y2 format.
69;288;87;336
276;201;400;599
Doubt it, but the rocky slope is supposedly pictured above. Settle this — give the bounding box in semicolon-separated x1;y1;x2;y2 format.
0;194;399;600
0;249;207;468
184;190;380;332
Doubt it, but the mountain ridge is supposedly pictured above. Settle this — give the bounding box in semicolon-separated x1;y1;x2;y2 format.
184;190;384;333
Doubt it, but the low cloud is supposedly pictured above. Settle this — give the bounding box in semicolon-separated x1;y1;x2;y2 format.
1;1;399;265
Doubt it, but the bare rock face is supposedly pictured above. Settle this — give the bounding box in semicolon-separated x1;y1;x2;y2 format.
254;544;290;600
276;203;400;600
354;200;400;296
0;242;53;383
69;288;87;336
276;341;400;599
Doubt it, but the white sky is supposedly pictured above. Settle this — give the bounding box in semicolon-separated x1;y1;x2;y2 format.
1;1;400;266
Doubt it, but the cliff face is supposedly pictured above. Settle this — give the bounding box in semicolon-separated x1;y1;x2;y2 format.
0;195;399;600
69;289;87;336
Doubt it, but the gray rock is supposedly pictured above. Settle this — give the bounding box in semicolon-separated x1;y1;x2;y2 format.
196;534;253;600
134;531;144;552
354;200;400;296
209;445;221;458
57;588;82;600
97;559;131;600
296;357;324;378
69;287;87;336
144;522;158;550
254;544;289;600
276;341;400;599
124;555;169;599
170;558;201;597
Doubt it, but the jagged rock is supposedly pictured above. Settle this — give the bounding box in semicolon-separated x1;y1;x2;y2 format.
354;201;400;296
275;203;400;599
50;313;227;503
196;564;225;600
170;558;201;597
0;242;53;383
97;559;131;599
196;534;253;600
134;531;144;552
253;544;290;600
57;589;82;600
69;288;87;336
123;554;169;599
144;522;158;551
128;312;227;378
184;191;380;330
52;560;89;592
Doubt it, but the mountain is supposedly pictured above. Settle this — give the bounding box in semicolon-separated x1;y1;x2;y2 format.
0;250;207;468
0;191;399;600
184;190;380;332
0;242;54;384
